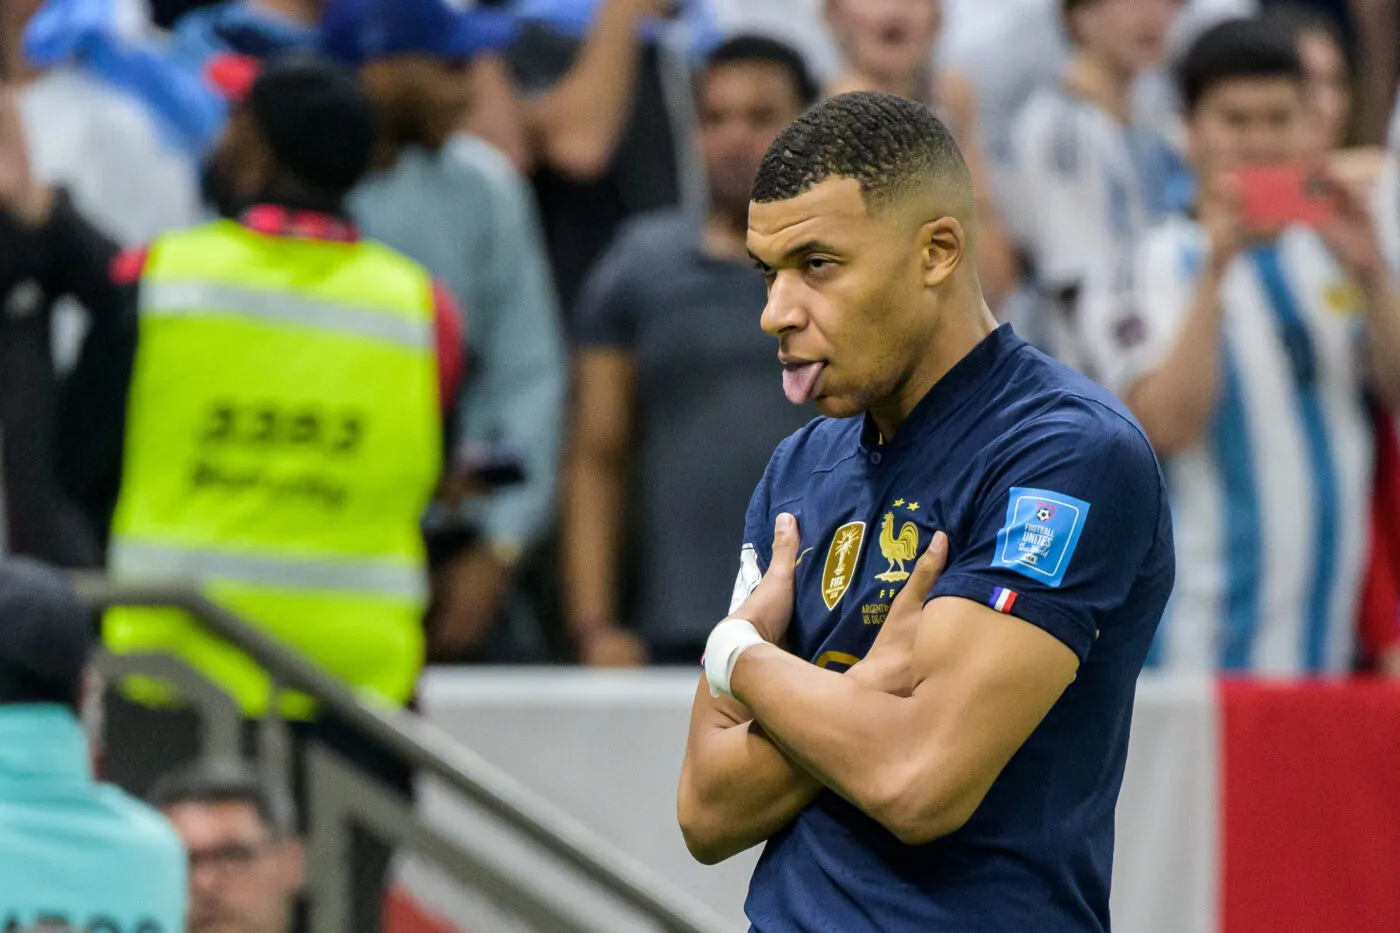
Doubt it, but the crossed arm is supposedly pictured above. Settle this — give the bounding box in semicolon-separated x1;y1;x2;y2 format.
677;519;1080;863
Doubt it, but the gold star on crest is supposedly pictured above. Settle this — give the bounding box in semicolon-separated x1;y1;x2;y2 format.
907;502;920;511
893;498;906;507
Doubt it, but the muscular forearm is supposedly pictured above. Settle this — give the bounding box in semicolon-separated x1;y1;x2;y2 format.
678;680;822;864
1126;266;1227;454
730;644;959;844
560;454;628;633
526;0;650;180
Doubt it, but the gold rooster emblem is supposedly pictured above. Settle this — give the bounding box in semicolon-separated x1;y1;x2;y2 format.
875;511;919;581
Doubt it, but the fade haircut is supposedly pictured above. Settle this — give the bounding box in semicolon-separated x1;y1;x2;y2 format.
750;91;971;214
1177;17;1305;114
151;760;298;839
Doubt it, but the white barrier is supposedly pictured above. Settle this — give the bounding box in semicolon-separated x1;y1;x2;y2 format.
402;669;1219;933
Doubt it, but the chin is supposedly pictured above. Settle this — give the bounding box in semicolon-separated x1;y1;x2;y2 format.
814;396;865;420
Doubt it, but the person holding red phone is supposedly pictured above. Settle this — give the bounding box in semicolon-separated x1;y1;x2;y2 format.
1083;16;1400;677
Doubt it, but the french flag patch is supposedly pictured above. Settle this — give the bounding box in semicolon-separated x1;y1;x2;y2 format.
990;586;1018;614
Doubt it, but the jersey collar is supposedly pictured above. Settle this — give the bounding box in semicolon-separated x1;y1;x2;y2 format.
858;323;1024;452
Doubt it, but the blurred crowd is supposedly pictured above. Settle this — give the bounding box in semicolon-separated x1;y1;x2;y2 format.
0;0;1399;684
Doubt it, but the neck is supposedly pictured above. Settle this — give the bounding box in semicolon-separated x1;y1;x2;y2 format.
702;205;749;260
868;288;997;441
839;67;929;106
1066;51;1133;124
252;0;320;26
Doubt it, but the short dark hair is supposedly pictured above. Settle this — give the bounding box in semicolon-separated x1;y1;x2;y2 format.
1176;17;1306;113
150;760;298;838
703;35;819;108
750;91;969;209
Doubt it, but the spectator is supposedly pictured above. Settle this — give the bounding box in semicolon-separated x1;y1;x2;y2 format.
507;0;707;313
822;0;1018;309
0;558;186;932
1263;2;1390;202
1261;3;1352;152
1085;18;1400;674
1002;0;1185;373
0;48;467;775
171;0;532;167
323;0;567;662
0;0;201;567
561;36;816;666
151;762;302;933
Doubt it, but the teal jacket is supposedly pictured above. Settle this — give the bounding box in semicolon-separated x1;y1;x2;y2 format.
0;705;186;932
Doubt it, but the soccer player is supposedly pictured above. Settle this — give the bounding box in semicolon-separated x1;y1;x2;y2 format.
677;92;1175;932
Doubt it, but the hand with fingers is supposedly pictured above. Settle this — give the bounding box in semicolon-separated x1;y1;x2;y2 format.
729;512;803;646
850;532;949;697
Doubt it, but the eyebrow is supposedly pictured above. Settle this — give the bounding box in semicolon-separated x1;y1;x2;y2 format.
748;239;841;267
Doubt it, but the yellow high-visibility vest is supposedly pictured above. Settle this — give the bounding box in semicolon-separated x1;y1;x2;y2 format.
103;218;442;719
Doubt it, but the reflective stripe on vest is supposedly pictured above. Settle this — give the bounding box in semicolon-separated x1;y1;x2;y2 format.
142;281;433;351
110;539;428;601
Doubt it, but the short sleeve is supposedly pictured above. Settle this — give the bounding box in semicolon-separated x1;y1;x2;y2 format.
1080;222;1196;395
570;224;647;349
726;433;800;613
929;399;1166;662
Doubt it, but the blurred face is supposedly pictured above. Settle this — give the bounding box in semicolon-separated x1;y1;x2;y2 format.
749;178;953;418
1188;77;1309;177
361;56;473;150
826;0;940;84
1072;0;1183;77
1298;30;1350;151
165;801;303;933
699;62;807;214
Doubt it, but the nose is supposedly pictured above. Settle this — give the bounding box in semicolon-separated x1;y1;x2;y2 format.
760;273;808;338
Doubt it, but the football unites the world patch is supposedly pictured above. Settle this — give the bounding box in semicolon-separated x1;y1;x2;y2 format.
991;486;1091;588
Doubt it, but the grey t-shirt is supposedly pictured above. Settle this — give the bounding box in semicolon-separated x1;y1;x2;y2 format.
573;209;811;655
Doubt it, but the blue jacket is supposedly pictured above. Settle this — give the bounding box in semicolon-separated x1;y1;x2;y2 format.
0;705;186;932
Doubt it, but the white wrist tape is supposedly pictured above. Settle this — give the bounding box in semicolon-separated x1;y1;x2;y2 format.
704;618;766;698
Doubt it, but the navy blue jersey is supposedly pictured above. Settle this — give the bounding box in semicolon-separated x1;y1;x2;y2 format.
739;325;1174;932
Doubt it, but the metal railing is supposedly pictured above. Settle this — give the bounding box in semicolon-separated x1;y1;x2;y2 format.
74;575;731;933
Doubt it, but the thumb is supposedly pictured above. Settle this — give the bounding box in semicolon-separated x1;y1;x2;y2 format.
892;531;948;610
766;512;801;582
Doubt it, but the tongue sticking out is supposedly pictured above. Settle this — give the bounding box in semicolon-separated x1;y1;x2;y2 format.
782;362;825;405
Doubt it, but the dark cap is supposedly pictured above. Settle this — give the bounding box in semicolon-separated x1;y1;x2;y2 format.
207;51;378;197
0;559;96;707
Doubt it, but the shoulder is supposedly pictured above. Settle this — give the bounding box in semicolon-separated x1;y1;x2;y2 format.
610;207;699;254
93;785;184;859
1003;349;1158;466
441;134;524;188
1010;88;1086;171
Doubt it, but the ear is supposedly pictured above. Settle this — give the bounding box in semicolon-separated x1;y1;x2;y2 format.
919;216;965;289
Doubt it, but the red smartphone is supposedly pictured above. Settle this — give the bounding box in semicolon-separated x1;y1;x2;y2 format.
1234;164;1337;230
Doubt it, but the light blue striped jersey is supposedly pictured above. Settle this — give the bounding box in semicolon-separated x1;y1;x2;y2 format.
1086;216;1373;675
